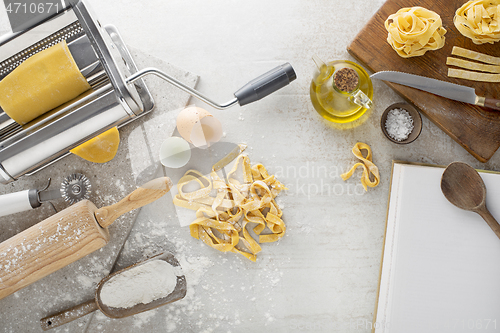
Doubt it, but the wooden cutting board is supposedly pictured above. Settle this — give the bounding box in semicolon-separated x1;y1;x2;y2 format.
347;0;500;162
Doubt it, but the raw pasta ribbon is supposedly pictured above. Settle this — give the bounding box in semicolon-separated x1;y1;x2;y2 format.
341;142;380;191
454;0;500;45
173;154;287;261
446;46;500;82
385;7;446;58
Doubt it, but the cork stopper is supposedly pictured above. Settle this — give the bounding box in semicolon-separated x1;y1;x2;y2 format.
334;68;359;93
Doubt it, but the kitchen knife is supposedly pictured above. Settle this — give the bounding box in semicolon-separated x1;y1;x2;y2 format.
370;71;500;111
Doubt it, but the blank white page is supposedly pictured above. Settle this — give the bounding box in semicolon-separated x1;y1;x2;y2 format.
375;163;500;333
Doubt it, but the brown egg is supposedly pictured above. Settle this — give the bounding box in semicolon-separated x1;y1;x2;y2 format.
176;106;222;148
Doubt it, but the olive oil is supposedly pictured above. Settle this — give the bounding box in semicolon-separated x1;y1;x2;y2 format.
310;58;373;124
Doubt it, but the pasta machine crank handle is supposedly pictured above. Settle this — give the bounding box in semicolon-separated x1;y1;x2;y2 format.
126;63;296;110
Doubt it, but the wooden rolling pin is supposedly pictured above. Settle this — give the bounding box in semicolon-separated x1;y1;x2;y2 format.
0;177;173;300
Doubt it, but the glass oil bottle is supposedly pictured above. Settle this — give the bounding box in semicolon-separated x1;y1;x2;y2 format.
310;55;373;124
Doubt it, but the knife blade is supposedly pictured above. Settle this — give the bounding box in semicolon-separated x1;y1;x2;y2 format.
370;71;500;111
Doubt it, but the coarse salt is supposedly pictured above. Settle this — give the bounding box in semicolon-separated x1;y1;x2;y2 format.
385;108;414;141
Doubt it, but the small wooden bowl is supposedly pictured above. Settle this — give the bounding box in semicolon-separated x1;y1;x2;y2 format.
380;103;422;144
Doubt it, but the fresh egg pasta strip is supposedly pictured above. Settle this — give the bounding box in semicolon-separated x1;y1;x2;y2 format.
448;68;500;82
451;46;500;66
173;170;231;212
177;170;212;200
228;155;253;186
174;153;286;261
454;0;500;45
210;170;231;213
252;164;287;196
246;210;268;235
385;7;446;58
190;207;239;251
260;212;286;243
341;142;380;191
235;220;262;255
212;144;247;172
446;57;500;73
192;196;234;210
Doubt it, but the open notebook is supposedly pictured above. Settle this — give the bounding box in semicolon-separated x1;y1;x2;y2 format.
374;162;500;333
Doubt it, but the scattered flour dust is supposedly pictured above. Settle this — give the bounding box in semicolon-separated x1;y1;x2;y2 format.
157;255;214;328
115;179;126;193
166;320;177;332
175;255;213;310
100;260;178;308
114;254;214;330
133;309;158;328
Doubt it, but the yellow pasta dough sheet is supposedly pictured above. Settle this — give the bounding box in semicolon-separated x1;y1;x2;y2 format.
0;41;90;125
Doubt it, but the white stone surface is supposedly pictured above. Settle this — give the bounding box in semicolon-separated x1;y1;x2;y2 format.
2;0;500;332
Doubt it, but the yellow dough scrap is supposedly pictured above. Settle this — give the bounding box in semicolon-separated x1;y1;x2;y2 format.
70;127;120;163
385;7;446;58
341;142;380;191
173;152;287;261
0;41;90;125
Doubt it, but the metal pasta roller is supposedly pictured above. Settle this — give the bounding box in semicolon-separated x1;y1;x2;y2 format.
0;0;297;185
0;173;91;217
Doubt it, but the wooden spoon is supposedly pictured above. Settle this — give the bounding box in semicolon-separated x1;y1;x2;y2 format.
441;161;500;240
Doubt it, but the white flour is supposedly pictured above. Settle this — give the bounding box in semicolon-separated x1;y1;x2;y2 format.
99;260;177;309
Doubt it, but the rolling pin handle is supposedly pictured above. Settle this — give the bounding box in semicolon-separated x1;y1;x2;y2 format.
94;177;173;228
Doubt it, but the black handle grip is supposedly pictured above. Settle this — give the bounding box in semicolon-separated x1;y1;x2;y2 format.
234;63;296;106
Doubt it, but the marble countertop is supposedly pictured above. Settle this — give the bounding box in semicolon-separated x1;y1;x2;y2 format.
1;0;500;332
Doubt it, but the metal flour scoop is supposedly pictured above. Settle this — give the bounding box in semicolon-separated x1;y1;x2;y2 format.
40;252;186;330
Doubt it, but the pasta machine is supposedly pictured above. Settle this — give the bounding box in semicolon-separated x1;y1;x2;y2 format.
0;0;296;184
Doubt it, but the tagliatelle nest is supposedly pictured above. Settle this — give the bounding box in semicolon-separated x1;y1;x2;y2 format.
454;0;500;45
173;154;287;262
385;7;447;58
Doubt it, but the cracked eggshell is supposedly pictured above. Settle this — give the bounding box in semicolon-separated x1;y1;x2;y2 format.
159;136;191;168
176;106;222;148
